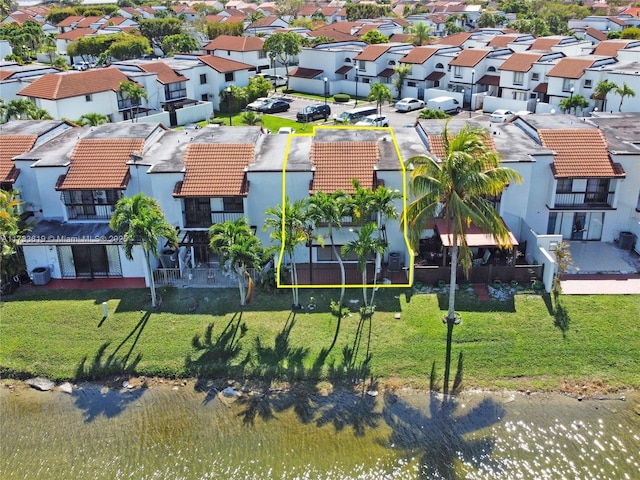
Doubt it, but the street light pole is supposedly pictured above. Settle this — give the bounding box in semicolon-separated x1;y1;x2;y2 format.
323;77;328;105
470;69;475;117
569;87;574;114
461;88;465;112
226;86;232;126
354;69;358;106
306;225;313;284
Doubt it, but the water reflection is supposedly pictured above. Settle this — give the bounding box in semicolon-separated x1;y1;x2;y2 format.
1;385;638;479
383;392;505;478
72;384;146;423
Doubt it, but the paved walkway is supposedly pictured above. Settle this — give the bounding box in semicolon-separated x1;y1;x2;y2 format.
560;274;640;295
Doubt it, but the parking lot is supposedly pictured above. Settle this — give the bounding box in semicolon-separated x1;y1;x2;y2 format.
263;93;487;129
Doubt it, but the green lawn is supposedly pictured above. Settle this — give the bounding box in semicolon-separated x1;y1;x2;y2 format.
1;286;638;393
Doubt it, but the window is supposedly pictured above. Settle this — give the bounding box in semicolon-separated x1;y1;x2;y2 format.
532;72;539;81
562;78;573;92
408;81;416;87
225;72;234;82
223;197;243;212
453;66;462;78
357;60;365;71
435;63;444;69
388;60;396;66
487;66;496;72
85;94;92;102
556;179;573;193
184;197;212;228
258;50;266;59
316;246;360;262
199;73;207;84
201;94;208;101
513;72;524;85
227;50;231;56
584;79;592;89
512;91;527;101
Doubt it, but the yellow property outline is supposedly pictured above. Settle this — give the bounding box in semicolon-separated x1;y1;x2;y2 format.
275;124;414;289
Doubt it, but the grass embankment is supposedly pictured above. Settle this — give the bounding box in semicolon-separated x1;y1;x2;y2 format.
1;286;638;393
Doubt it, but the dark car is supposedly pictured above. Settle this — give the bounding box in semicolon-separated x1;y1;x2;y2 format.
296;104;331;122
257;99;290;114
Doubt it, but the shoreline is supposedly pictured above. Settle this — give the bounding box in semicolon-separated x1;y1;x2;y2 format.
2;373;635;402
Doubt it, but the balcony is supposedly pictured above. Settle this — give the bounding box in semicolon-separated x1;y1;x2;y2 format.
66;203;114;220
554;192;614;209
184;211;244;228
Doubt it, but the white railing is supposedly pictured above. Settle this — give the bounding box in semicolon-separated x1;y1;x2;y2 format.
154;266;259;287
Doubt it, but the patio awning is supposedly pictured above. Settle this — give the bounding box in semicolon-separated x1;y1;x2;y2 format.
335;65;352;74
434;218;519;248
425;71;445;81
477;74;500;86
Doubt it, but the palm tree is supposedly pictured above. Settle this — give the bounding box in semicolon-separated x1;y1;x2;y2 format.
240;110;262;126
342;222;387;311
0;189;29;288
118;81;149;123
3;99;36;122
110;193;178;308
264;197;310;309
615;82;635;112
403;124;522;395
393;64;412;100
209;217;264;306
367;82;392;116
28;108;53;120
77;112;109;126
411;21;431;46
306;190;352;307
593;80;617;112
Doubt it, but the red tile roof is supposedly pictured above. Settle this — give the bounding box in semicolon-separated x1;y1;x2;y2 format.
401;46;441;64
354;44;392;61
539;129;625;178
449;48;490;67
203;35;264;52
310;142;379;193
498;52;544;72
198;55;253;73
176;143;254;197
17;67;130;100
58;138;144;190
0;135;37;183
529;37;562;51
592;39;635;57
546;57;600;79
289;67;323;79
56;28;96;41
75;16;103;28
139;62;187;84
56;15;83;27
436;32;472;46
585;27;607;42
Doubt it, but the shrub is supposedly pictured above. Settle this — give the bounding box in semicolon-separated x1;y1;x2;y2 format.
333;93;350;103
418;109;450;119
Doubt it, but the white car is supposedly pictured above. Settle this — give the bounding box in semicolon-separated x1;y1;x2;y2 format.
395;97;425;112
489;109;515;123
355;114;390;127
246;97;270;111
277;127;295;134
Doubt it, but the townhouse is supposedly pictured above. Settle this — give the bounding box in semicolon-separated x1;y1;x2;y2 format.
6;120;417;287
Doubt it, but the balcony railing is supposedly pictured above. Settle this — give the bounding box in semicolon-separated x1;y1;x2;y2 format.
554;192;614;208
66;203;114;220
184;211;244;228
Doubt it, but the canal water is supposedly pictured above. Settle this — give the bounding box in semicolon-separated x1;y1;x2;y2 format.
1;382;638;479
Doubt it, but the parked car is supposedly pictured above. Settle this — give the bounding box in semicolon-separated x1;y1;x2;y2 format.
489;109;515;123
183;123;200;130
426;96;461;114
256;99;290;114
73;61;94;71
333;106;378;124
246;97;270;111
277;127;295;134
297;104;331;122
355;114;390;127
395;97;425;112
258;74;287;87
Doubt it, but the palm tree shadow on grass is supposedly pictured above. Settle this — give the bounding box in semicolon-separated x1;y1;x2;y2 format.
553;300;571;338
188;311;251;402
382;391;506;478
75;311;150;380
237;311;316;425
